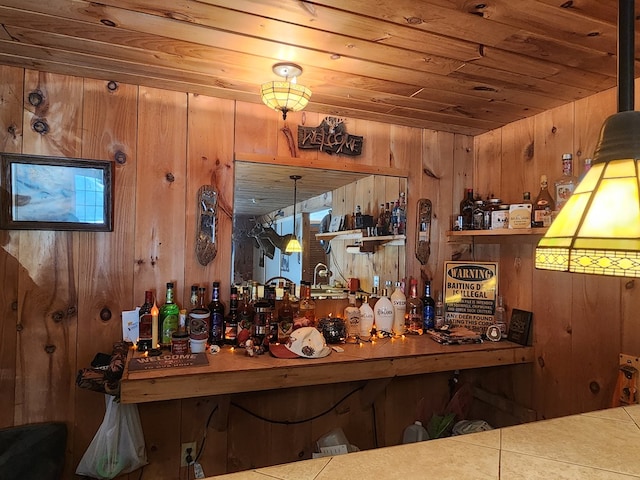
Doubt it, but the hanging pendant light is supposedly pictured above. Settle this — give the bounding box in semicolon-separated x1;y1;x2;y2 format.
535;0;640;277
260;63;312;120
285;175;303;253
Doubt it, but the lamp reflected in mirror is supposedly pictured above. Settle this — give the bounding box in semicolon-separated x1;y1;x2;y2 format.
285;175;302;253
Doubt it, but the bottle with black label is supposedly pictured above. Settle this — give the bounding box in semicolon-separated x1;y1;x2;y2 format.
208;281;225;346
137;290;154;351
460;188;474;230
533;175;555;227
224;286;239;346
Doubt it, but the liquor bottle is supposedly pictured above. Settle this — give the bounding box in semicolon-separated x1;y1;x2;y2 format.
224;286;239;346
208;281;225;346
344;291;361;340
532;175;555;227
405;279;423;335
189;285;198;310
237;286;254;346
368;275;380;308
298;281;316;327
579;157;592;182
252;295;271;349
472;199;485;230
398;192;407;235
376;203;387;235
554;153;578;211
422;281;435;330
354;204;363;229
460;188;474;230
390;281;406;336
277;290;294;342
434;290;445;329
159;282;180;348
495;295;506;335
374;285;394;334
359;295;375;339
137;290;154;351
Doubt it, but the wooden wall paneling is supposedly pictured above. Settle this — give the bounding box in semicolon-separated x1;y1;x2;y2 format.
572;89;622;414
134;86;188;476
500;116;536;203
133;86;187;302
276;110;319;160
0;65;23;429
72;78;139;473
349;118;391;168
186;94;236;301
17;71;83;480
573;87;616;172
530;103;575;420
234;101;280;156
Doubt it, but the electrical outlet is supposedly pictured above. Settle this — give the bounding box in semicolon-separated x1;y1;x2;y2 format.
181;441;196;467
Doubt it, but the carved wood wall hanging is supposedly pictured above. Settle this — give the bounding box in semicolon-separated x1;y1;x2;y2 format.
195;185;218;265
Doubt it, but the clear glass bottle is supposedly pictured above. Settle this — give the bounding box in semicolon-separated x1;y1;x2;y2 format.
344;291;361;340
298;281;316;327
434;290;445;329
533;175;555;227
405;279;423;335
277;290;294;342
390;281;406;336
495;295;506;335
159;282;180;349
359;295;374;339
472;199;485;230
374;285;394;334
422;281;435;330
554;153;578;211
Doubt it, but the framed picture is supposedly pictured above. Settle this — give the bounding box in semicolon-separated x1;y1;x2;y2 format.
507;309;533;346
0;153;114;231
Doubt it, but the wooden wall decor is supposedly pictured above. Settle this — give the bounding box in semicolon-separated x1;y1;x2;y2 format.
195;185;218;266
298;117;363;156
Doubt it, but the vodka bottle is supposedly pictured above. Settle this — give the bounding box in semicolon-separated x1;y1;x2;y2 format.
390;281;406;336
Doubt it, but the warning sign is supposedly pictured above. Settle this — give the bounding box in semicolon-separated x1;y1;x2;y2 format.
444;261;498;333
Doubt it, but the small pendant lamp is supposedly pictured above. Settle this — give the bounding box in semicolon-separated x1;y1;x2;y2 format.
285;175;303;253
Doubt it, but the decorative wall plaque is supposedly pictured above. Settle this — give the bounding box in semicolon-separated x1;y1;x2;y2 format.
298;117;363;156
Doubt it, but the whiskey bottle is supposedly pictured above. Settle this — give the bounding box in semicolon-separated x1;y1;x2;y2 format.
460;188;474;230
159;282;179;348
344;291;361;340
405;279;423;335
532;175;555;227
208;281;225;346
137;290;154;351
224;286;239;346
554;153;578;211
298;281;316;327
277;290;294;342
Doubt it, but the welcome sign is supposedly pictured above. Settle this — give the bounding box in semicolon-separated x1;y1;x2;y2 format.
444;261;498;333
128;352;209;371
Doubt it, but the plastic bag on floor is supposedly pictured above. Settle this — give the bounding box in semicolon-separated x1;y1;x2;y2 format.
75;395;147;479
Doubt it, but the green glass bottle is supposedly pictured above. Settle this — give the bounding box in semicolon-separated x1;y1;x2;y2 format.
159;282;180;348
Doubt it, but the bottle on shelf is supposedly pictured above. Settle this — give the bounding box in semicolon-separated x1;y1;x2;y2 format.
472;199;485;230
224;286;239;346
376;203;387;236
390;281;406;336
277;290;294;343
359;294;375;339
460;188;474;230
189;285;199;310
508;192;533;229
422;281;435;331
137;290;154;351
579;157;592;182
298;281;316;327
159;282;180;349
237;285;255;346
532;175;555;227
405;279;423;335
208;281;225;346
374;283;394;335
554;153;578;211
495;295;506;335
252;294;271;350
344;291;361;340
434;290;445;329
368;275;380;308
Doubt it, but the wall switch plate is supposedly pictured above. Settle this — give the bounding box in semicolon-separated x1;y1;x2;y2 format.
181;441;196;467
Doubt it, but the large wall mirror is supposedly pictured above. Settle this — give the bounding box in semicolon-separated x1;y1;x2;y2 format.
233;160;407;296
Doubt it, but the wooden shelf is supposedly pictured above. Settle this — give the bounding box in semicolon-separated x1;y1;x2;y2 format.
120;338;533;404
447;227;547;243
315;229;405;247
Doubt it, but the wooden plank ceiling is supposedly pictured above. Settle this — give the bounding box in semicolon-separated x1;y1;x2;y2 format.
1;0;637;136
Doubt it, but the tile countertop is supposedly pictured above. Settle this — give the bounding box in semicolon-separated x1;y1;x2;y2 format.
208;405;640;479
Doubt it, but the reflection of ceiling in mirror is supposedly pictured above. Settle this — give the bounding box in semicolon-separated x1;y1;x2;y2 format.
234;162;370;217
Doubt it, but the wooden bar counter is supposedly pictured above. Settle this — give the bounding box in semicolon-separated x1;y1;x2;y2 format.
120;336;533;404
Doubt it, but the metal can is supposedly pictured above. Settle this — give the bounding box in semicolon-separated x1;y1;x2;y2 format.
171;331;189;355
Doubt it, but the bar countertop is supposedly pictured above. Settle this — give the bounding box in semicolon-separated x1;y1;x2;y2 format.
209;405;640;479
120;336;533;404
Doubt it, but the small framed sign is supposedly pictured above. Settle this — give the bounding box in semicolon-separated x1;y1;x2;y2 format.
0;153;113;231
507;309;533;345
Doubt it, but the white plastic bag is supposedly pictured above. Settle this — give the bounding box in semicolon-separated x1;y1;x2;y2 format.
76;395;147;479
